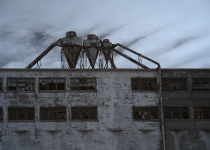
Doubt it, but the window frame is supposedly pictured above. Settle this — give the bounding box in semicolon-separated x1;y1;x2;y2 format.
0;107;3;121
132;106;159;120
40;107;67;122
194;107;210;119
164;107;189;119
71;107;98;121
162;78;187;91
70;78;97;91
0;78;2;91
39;78;66;92
7;78;34;92
131;78;157;91
192;78;210;90
8;107;35;121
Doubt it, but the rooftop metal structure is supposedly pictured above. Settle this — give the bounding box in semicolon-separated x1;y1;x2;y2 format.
26;31;154;69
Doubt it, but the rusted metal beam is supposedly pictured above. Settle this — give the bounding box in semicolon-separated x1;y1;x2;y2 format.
112;49;149;69
26;41;58;69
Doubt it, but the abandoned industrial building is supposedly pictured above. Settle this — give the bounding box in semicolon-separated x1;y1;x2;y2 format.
0;31;210;150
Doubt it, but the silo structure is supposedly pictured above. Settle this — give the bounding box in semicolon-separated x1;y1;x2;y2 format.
59;31;83;68
83;34;101;68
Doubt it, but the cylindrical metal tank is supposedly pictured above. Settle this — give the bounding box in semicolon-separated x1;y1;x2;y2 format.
59;31;83;68
83;34;101;68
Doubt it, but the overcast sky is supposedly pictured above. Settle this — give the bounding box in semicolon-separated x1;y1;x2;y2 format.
1;0;210;69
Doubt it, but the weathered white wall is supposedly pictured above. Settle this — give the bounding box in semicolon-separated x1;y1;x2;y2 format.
1;69;210;150
0;69;161;150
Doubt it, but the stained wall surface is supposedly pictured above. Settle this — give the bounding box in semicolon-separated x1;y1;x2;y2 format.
0;69;210;150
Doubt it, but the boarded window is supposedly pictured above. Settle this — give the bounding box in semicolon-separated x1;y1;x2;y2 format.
71;107;98;121
39;78;65;91
192;78;210;90
162;78;187;91
8;107;35;121
131;78;157;91
0;78;2;91
133;107;158;120
164;107;189;119
70;78;96;90
7;78;34;91
194;107;210;119
40;107;66;121
0;107;3;121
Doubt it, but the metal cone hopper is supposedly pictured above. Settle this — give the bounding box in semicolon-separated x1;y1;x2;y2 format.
83;34;101;68
102;39;112;63
60;31;83;68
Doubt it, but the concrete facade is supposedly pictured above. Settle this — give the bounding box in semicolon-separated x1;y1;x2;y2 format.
0;68;210;150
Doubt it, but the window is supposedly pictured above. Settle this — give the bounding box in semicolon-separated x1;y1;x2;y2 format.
71;107;98;121
8;107;35;121
0;107;3;121
7;78;34;91
194;107;210;119
133;107;158;120
164;107;189;119
0;78;2;91
39;78;65;91
192;78;210;90
40;107;66;121
162;78;187;91
70;78;96;90
131;78;157;91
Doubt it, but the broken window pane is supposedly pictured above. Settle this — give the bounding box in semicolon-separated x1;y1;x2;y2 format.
0;78;2;91
133;107;158;120
164;107;189;119
162;78;187;91
8;107;35;121
172;107;180;119
131;78;157;91
70;78;96;91
164;107;172;119
7;78;34;91
0;108;3;121
40;107;66;121
194;107;210;119
39;78;65;91
192;78;210;90
71;107;98;121
150;107;158;119
181;107;189;119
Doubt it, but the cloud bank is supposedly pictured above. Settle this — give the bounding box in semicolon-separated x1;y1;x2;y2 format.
1;0;210;68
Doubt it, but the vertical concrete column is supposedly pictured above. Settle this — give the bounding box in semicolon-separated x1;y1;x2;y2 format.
187;72;194;128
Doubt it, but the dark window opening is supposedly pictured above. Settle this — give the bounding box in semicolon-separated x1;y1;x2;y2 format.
133;107;158;120
39;78;65;91
8;107;35;121
164;107;189;119
194;107;210;119
71;107;98;121
7;78;34;91
162;78;187;91
70;78;96;91
0;108;3;121
131;78;157;91
40;107;66;121
0;78;2;91
192;78;210;90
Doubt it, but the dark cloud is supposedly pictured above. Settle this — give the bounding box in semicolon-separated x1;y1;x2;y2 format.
1;0;210;68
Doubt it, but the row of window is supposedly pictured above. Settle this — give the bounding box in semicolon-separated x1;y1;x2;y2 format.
131;78;210;91
0;78;96;91
0;107;210;122
0;107;97;121
0;77;210;92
